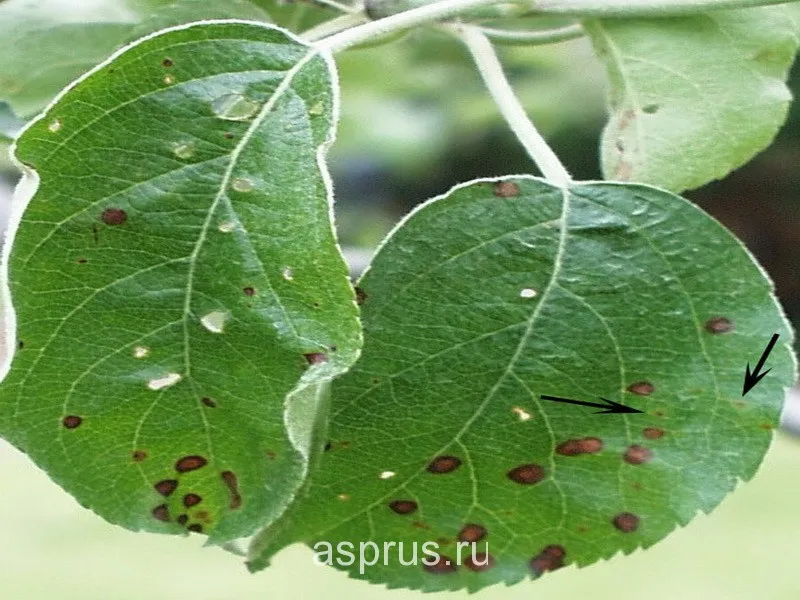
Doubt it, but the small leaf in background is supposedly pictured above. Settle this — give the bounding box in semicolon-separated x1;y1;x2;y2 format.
0;101;25;143
249;177;795;592
585;5;800;193
0;0;271;117
0;21;360;542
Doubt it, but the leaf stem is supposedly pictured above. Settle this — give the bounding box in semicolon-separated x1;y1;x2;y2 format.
313;0;506;53
302;13;370;42
477;23;584;46
531;0;797;16
453;24;572;187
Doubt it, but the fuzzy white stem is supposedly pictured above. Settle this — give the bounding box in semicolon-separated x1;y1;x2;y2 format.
455;25;572;187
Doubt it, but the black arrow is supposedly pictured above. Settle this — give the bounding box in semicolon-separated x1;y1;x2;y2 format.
742;333;780;396
540;394;644;414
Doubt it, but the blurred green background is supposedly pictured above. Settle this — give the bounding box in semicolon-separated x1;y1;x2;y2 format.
1;1;800;597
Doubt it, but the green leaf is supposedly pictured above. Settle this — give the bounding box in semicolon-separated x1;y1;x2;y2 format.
584;5;800;193
248;177;795;591
0;21;360;542
0;0;271;117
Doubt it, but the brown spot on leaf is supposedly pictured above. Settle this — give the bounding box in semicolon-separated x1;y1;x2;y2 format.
705;317;734;334
243;287;255;296
154;479;178;497
355;287;367;305
183;493;202;508
458;524;487;543
530;545;566;575
426;455;461;474
187;524;203;533
195;510;211;523
77;258;88;264
201;397;216;408
152;504;170;522
221;471;242;509
464;553;495;572
411;521;431;530
162;58;174;67
304;352;328;365
389;500;418;515
759;422;774;430
100;208;127;225
423;554;457;574
175;455;207;473
624;445;652;465
642;104;659;114
17;340;24;350
643;427;664;440
132;450;148;462
493;180;520;198
613;512;640;533
62;415;83;429
507;464;545;485
324;441;333;451
224;132;234;139
177;514;188;526
627;381;654;396
556;437;602;456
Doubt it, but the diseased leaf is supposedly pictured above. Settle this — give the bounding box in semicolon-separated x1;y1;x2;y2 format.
585;5;800;193
248;177;795;591
0;0;271;117
0;21;360;542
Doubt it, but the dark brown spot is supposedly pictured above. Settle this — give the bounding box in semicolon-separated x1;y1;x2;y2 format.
642;104;659;114
643;427;664;440
458;524;487;543
759;422;774;430
76;258;88;264
556;437;603;456
201;397;217;408
493;180;520;198
177;514;188;526
627;381;654;396
355;287;368;305
162;58;174;67
62;415;83;429
175;455;207;473
132;450;148;462
612;512;640;533
304;352;328;365
624;445;652;465
243;287;255;296
423;554;457;574
436;537;452;546
615;139;625;152
224;132;234;139
183;493;202;508
187;524;203;533
426;455;461;474
389;500;418;515
653;409;665;417
507;464;545;485
152;504;170;522
154;479;178;497
464;552;495;572
265;450;276;460
705;316;734;334
324;441;333;451
100;208;127;225
221;471;242;509
16;340;24;350
530;545;566;575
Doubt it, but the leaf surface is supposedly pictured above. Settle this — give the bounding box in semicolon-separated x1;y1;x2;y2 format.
0;21;360;542
585;5;800;192
0;0;271;117
249;177;795;591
